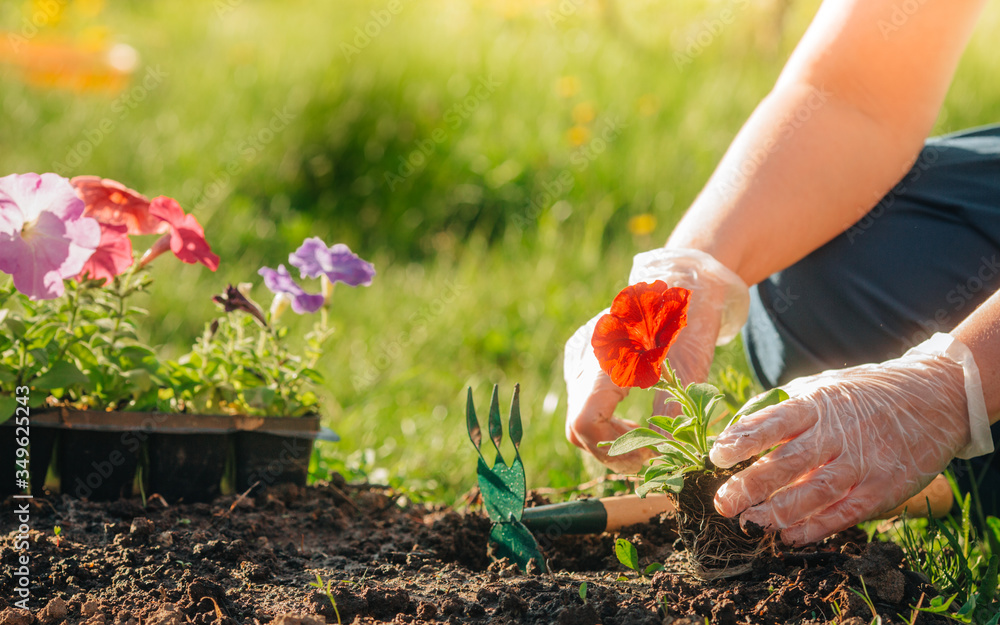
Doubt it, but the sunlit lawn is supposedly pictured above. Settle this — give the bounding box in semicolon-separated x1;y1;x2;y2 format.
3;0;1000;502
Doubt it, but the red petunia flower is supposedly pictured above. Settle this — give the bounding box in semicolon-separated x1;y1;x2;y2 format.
78;223;133;284
591;281;691;389
147;196;220;271
70;176;167;235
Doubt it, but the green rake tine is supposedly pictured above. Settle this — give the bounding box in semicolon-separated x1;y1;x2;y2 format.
466;387;483;456
488;384;505;465
508;383;522;451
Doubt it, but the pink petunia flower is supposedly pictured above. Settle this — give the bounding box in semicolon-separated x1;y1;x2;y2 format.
0;173;101;299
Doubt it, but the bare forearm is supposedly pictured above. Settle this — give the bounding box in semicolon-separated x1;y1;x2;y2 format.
668;83;924;286
667;0;986;286
952;291;1000;423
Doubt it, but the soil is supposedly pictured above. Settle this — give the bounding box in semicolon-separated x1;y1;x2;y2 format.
0;476;956;625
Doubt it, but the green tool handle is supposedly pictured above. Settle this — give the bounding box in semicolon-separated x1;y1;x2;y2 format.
520;494;675;535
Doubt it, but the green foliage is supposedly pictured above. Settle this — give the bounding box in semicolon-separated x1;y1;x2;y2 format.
606;362;786;497
614;538;664;579
578;581;588;604
0;274;170;415
894;486;1000;624
614;537;639;571
308;573;342;625
166;305;331;417
0;265;340;418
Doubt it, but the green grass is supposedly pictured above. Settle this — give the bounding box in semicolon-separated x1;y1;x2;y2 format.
889;481;1000;624
3;0;1000;504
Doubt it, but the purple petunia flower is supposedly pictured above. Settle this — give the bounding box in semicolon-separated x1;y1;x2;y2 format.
0;173;101;300
258;265;325;314
289;237;375;287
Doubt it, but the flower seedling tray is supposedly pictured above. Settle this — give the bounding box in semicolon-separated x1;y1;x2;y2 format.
7;409;321;503
233;415;321;493
0;410;59;500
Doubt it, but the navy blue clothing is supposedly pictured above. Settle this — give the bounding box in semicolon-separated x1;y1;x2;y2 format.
741;124;1000;518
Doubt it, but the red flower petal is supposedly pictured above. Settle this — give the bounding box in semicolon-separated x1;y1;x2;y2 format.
148;196;220;271
591;281;690;389
77;223;133;284
71;176;167;235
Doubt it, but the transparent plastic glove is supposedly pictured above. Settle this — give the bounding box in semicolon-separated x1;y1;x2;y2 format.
564;248;749;472
711;333;994;546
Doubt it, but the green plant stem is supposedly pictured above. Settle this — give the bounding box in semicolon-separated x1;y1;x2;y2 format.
654;362;709;463
111;267;136;339
38;281;86;369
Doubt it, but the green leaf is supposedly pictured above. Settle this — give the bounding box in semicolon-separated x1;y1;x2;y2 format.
647;415;675;432
0;395;17;425
32;360;91;391
957;595;976;616
670;415;696;435
300;368;325;384
921;594;957;614
731;388;789;424
672;428;699;446
614;538;639;571
0;364;16;385
578;582;587;602
642;464;676;481
606;428;669;457
68;342;99;369
636;472;685;496
687;383;722;414
980;555;998;605
4;316;27;339
643;563;664;575
27;348;50;369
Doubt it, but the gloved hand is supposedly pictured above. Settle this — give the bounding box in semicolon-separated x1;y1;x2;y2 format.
711;333;994;546
564;248;749;473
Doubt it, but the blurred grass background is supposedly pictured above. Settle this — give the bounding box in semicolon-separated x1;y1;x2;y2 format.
3;0;1000;502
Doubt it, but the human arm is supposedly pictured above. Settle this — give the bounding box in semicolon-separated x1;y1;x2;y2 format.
668;0;988;285
565;0;988;472
953;289;1000;417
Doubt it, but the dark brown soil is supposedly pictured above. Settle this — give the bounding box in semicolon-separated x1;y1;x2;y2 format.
0;477;954;624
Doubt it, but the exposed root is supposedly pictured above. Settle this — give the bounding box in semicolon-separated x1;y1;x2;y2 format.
673;465;774;580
